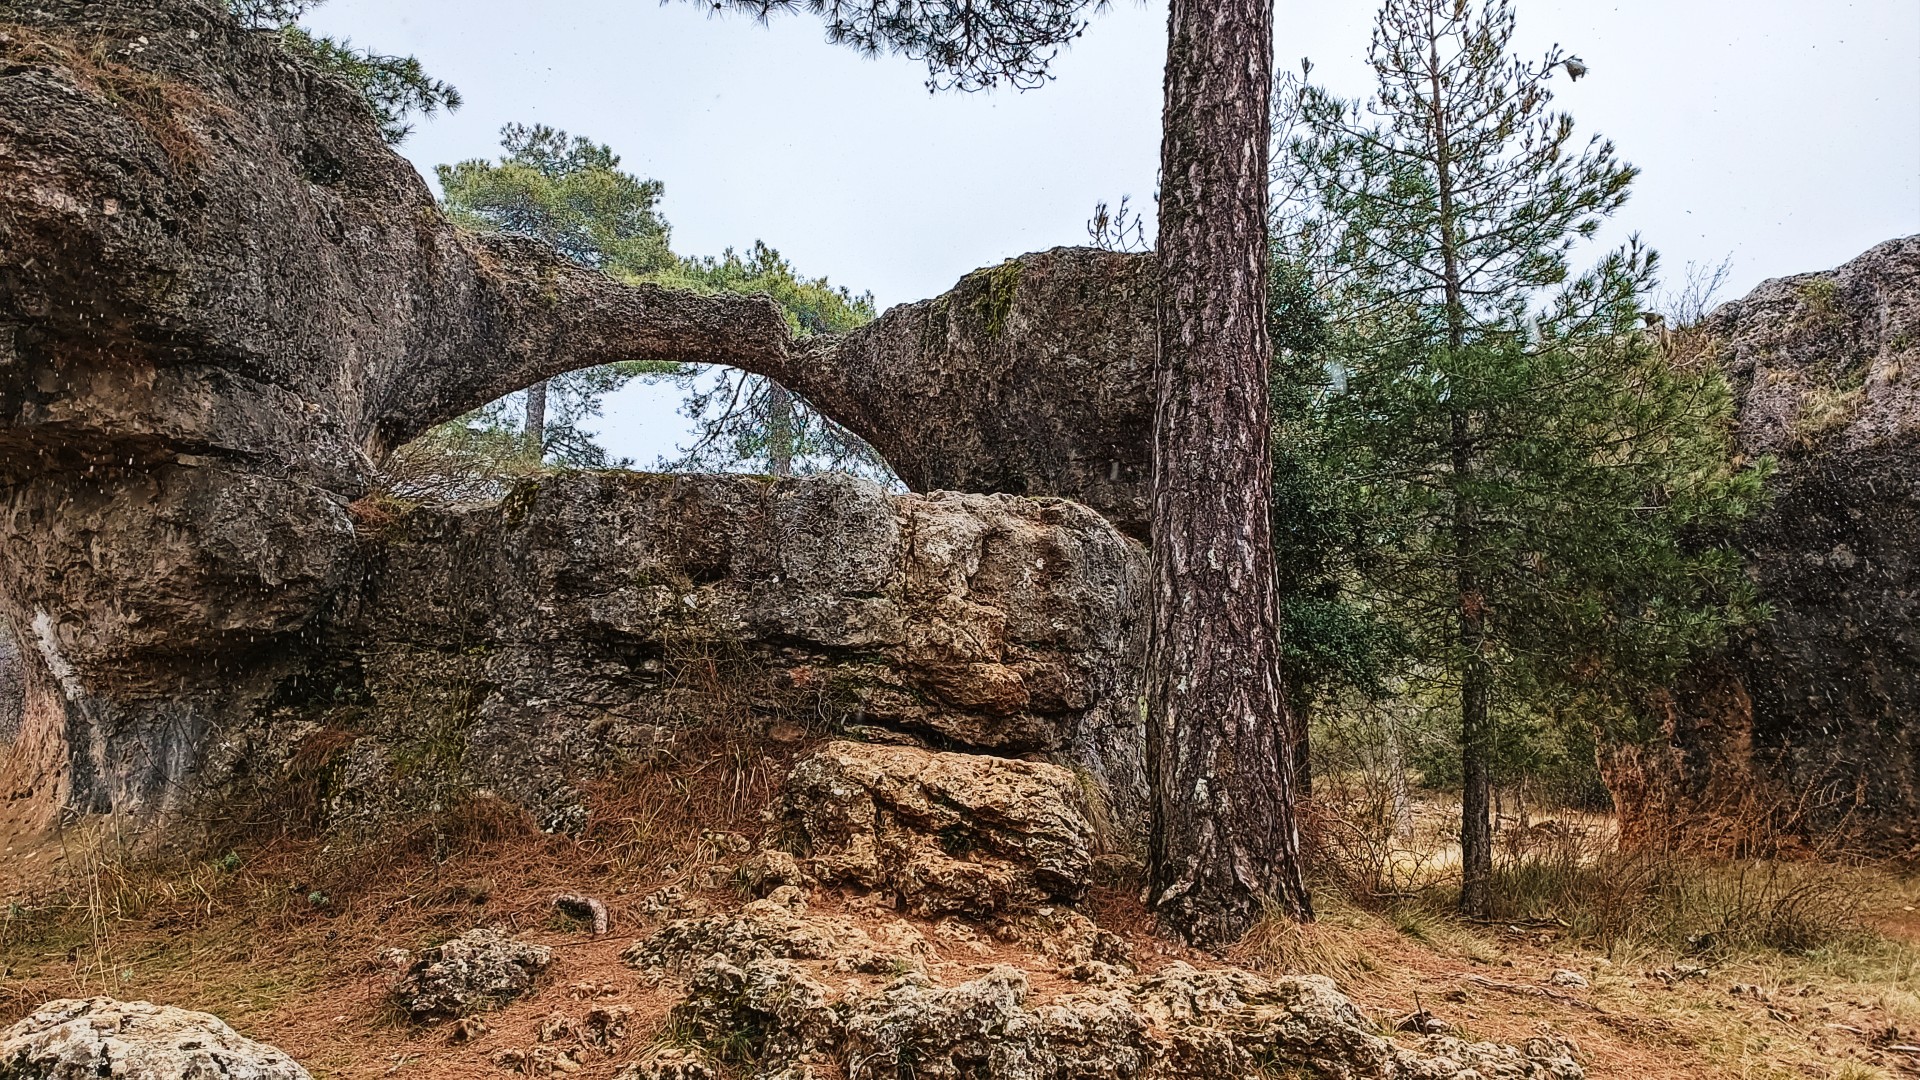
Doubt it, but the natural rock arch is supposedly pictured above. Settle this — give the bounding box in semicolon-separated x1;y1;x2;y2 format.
0;0;1157;830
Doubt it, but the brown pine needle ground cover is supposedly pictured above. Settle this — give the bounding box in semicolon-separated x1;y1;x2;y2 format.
4;748;1918;1080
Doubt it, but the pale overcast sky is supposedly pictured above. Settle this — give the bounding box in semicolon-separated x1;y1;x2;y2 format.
308;0;1920;467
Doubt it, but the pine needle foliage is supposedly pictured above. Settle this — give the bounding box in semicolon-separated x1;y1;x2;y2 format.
229;0;460;144
1270;0;1770;912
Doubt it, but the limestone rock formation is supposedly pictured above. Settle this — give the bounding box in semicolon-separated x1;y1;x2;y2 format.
0;0;1156;834
778;740;1098;915
0;0;785;828
623;886;931;976
1651;235;1920;847
218;473;1147;836
389;928;553;1021
630;902;1584;1080
795;249;1158;537
0;997;311;1079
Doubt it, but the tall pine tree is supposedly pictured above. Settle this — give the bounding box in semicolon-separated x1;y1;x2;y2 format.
692;0;1312;940
1272;0;1767;916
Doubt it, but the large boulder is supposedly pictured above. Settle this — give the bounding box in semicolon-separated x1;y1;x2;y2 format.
0;997;310;1079
778;741;1100;916
1640;236;1920;848
795;249;1157;538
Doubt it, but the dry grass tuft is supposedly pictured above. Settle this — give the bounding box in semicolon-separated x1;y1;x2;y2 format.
0;23;222;171
1229;900;1380;983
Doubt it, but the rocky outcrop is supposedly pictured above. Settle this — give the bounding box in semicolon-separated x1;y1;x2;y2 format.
0;997;311;1079
624;887;932;977
624;895;1584;1080
779;741;1098;915
0;0;1156;833
200;473;1147;838
389;928;553;1021
796;250;1157;537
0;0;784;828
1651;236;1920;848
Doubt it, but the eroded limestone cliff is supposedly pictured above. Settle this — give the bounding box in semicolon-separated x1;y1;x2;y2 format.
1635;236;1920;848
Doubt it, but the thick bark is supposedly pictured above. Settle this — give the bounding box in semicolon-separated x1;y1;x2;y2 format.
524;380;549;455
767;380;795;477
1146;0;1313;945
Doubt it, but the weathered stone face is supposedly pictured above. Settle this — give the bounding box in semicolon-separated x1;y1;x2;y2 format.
778;740;1100;915
1656;235;1920;847
796;250;1158;538
204;473;1147;838
0;997;313;1079
389;929;554;1022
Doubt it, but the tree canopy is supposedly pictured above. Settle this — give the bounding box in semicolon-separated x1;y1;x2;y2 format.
416;126;886;481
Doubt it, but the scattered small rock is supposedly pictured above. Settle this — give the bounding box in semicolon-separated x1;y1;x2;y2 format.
614;1046;719;1080
1397;1009;1451;1034
538;1012;576;1043
552;893;610;935
624;892;927;979
582;1005;633;1049
735;849;811;896
1547;969;1588;988
391;928;553;1021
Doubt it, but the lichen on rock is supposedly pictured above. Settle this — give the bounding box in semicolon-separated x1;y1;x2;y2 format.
1640;235;1920;850
389;927;553;1021
777;740;1098;916
632;904;1584;1080
0;997;312;1079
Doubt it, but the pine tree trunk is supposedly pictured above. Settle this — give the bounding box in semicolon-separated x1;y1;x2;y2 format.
1287;678;1314;800
1455;411;1495;919
524;379;549;458
1426;29;1495;921
767;380;795;477
1386;715;1414;841
1146;0;1313;946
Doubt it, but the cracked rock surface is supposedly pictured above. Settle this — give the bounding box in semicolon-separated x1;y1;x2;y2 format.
621;896;1584;1080
778;740;1100;916
1640;235;1920;849
390;928;553;1021
0;997;311;1079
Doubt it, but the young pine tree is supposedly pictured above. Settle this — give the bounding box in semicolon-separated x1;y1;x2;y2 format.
1271;0;1767;916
